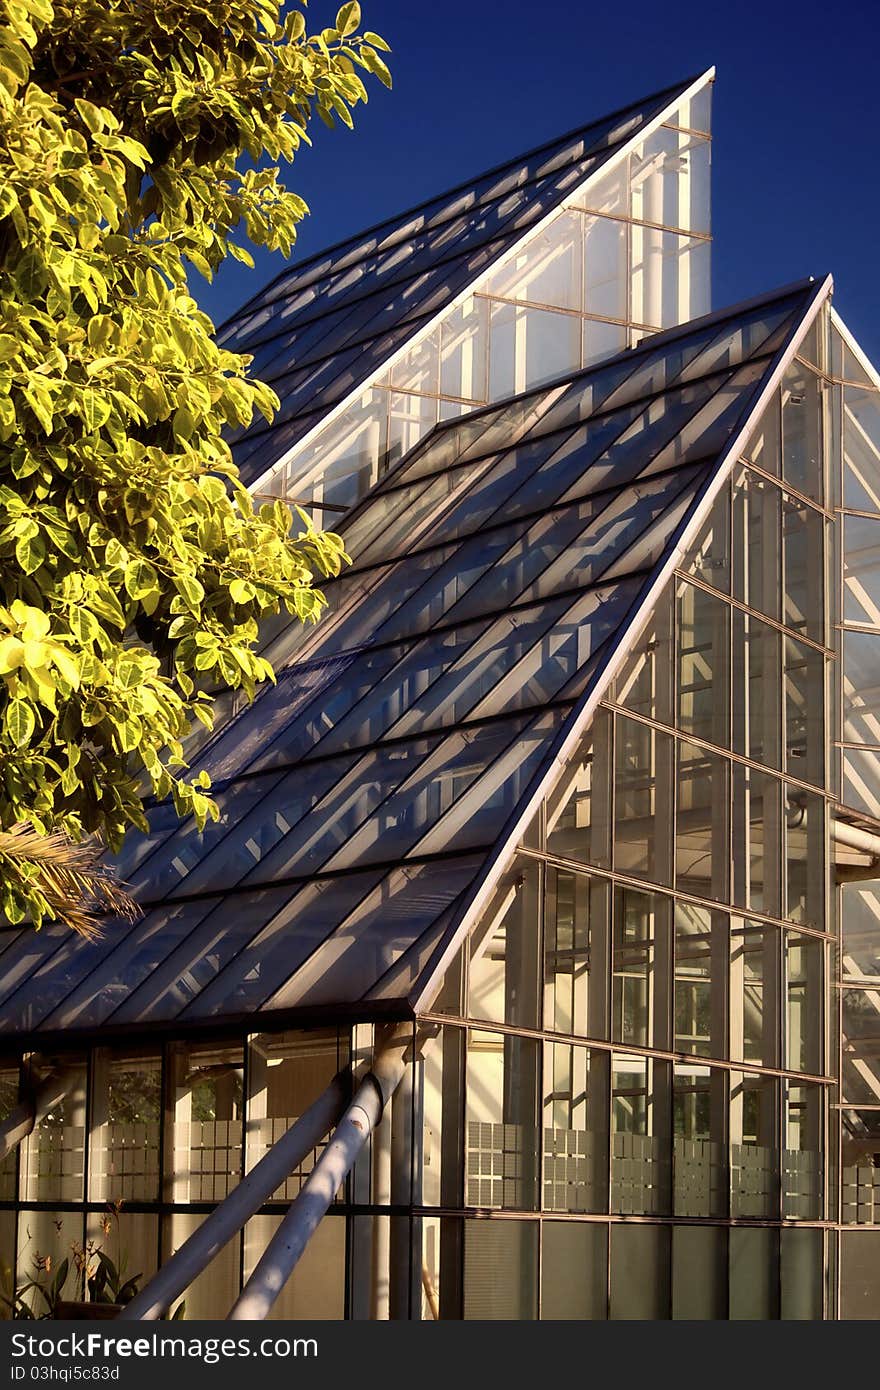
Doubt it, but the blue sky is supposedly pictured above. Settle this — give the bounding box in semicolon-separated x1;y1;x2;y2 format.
198;0;880;365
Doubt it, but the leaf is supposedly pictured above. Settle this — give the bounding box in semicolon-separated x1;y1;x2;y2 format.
124;558;159;600
361;46;392;87
15;532;46;574
0;637;25;674
336;2;361;36
5;699;36;747
363;31;392;51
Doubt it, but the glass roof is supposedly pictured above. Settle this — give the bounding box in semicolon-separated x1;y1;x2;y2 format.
0;282;822;1040
217;74;709;486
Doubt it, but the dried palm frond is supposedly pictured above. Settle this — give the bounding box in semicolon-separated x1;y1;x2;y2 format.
0;824;140;940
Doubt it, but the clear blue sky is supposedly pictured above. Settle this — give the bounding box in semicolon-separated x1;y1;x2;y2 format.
198;0;880;366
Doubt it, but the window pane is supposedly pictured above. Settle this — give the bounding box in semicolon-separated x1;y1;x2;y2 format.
488;301;581;399
841;1111;880;1223
164;1213;240;1319
674;904;726;1058
469;858;541;1029
785;933;823;1075
672;1226;727;1320
612;887;671;1050
676;579;730;747
731;921;779;1068
783;497;825;644
782;363;824;503
843;630;880;744
781;1227;823;1320
673;1063;727;1217
611;1055;671;1215
21;1059;87;1203
245;1029;344;1201
465;1030;539;1210
486;210;583;311
542;1044;609;1213
844;514;880;626
841;881;880;979
614;715;674;884
840;1231;880;1318
842;747;880;819
583;214;626;320
732;766;781;917
439;296;489;403
784;1082;823;1220
243;1214;344;1319
546;712;612;869
611;588;675;726
89;1049;161;1203
683;483;730;594
543;869;609;1039
843;383;880;512
732;469;781;621
730;1071;779;1219
610;1224;670;1319
785;786;825;928
733;612;781;769
541;1222;607;1319
729;1227;780;1319
165;1041;243;1204
464;1220;538;1319
676;740;729;901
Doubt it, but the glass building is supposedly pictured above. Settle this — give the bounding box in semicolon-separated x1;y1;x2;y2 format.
1;67;879;1320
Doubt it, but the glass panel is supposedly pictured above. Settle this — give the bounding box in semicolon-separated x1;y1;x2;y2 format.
674;903;726;1058
784;635;824;785
614;715;674;884
731;920;779;1069
465;1030;539;1210
844;514;880;626
469;858;541;1030
784;1082;823;1220
463;1220;538;1319
843;630;880;744
542;1044;609;1213
487;301;581;400
781;1227;823;1320
439;296;489;403
610;1224;670;1319
611;1055;671;1215
729;1227;779;1319
83;1210;159;1311
582;316;627;367
730;1071;779;1218
582;214;626;320
676;579;730;747
841;1111;880;1223
485;210;583;310
842;988;880;1105
673;1063;727;1217
732;468;781;621
541;1222;607;1319
89;1049;161;1203
733;612;781;769
546;711;612;869
21;1059;87;1203
782;362;824;504
245;1029;343;1200
0;1066;18;1203
612;887;671;1051
732;766;782;918
785;787;825;929
843;383;880;512
164;1041;243;1203
672;1226;726;1320
676;740;729;901
164;1213;239;1320
841;880;880;979
842;747;880;819
840;1231;880;1318
611;588;675;726
243;1214;344;1319
783;497;825;644
15;1211;84;1315
543;869;609;1039
683;483;730;594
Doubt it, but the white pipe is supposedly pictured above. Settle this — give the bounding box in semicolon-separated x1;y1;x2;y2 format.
228;1027;411;1321
0;1066;76;1163
830;818;880;859
118;1071;348;1321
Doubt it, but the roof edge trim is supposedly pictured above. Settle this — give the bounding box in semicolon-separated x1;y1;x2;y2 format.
408;273;833;1015
245;68;716;502
831;305;880;391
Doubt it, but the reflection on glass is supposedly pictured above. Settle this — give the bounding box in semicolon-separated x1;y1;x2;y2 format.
611;589;674;726
614;714;674;884
683;483;730;594
732;469;781;620
785;787;825;928
733;612;781;769
783;497;825;643
784;636;825;786
675;740;728;901
612;887;670;1050
676;579;729;747
782;363;823;503
784;1082;823;1219
488;300;581;400
245;1030;343;1202
543;869;608;1038
546;712;612;868
485;210;583;311
21;1059;87;1203
542;1044;608;1212
730;1071;779;1219
785;934;823;1074
732;766;781;917
841;881;880;979
843;382;880;512
583;215;626;320
611;1055;671;1215
674;904;726;1058
731;921;778;1069
469;859;541;1030
89;1049;161;1203
165;1041;244;1204
465;1029;539;1210
673;1063;727;1217
844;514;880;626
843;630;880;745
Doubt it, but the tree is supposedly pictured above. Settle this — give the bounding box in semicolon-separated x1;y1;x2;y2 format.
0;0;391;930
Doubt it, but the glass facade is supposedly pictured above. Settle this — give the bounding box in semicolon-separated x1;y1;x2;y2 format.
218;78;712;528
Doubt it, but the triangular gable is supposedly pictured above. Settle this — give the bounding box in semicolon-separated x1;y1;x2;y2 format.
0;278;830;1043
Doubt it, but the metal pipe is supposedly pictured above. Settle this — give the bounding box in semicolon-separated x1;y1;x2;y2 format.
830;818;880;858
118;1071;348;1321
0;1065;76;1164
228;1026;412;1321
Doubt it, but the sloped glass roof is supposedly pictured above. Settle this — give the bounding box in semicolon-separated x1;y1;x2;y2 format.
0;281;822;1040
217;73;709;486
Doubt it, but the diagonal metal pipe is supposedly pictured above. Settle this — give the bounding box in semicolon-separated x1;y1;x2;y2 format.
228;1025;413;1321
117;1070;349;1321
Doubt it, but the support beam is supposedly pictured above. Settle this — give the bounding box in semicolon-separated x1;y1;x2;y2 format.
118;1071;348;1321
228;1026;412;1322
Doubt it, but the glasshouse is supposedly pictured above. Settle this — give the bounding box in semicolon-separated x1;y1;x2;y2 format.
1;65;879;1320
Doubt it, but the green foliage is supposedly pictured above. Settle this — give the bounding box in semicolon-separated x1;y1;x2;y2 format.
0;0;391;928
